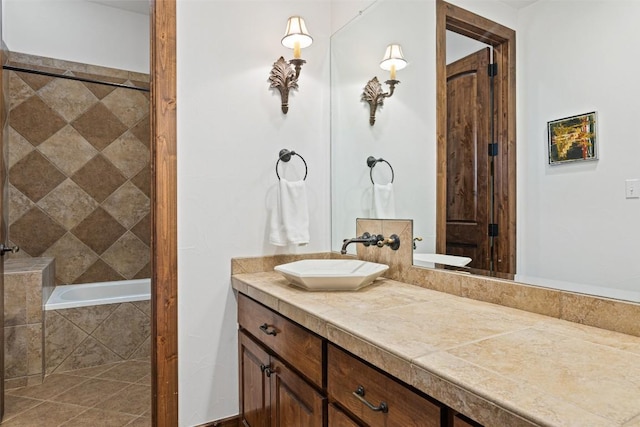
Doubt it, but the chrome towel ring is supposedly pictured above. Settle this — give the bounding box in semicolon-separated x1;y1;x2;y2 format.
276;149;308;181
366;156;394;185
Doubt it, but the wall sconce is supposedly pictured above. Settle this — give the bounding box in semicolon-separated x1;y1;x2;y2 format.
362;44;407;125
269;16;313;114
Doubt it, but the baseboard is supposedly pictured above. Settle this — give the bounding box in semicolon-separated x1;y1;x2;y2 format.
196;414;240;427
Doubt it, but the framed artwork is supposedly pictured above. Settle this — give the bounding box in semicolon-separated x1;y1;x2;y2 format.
547;112;598;165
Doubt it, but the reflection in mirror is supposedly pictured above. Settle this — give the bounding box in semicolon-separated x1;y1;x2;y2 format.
331;0;640;303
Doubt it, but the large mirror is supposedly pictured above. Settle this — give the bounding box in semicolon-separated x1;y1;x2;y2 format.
331;0;640;303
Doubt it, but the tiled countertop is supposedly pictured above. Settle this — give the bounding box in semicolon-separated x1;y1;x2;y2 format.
232;272;640;427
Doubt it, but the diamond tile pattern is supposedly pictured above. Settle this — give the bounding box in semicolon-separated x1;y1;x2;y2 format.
10;150;65;202
37;126;97;175
72;207;126;254
10;207;66;256
101;88;149;127
102;232;150;279
37;179;99;229
8;64;150;284
102;131;149;178
72;103;127;150
37;78;97;122
102;182;150;229
9;96;66;145
71;155;127;203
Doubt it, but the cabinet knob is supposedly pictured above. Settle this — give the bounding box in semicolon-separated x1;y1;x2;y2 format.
352;385;388;413
260;364;272;377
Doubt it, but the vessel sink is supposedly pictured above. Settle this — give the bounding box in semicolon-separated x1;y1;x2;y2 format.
274;259;389;291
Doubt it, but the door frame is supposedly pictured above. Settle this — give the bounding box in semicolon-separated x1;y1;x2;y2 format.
150;1;178;426
435;0;516;275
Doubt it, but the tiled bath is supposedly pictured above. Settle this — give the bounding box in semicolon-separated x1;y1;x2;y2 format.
45;301;150;374
4;257;150;389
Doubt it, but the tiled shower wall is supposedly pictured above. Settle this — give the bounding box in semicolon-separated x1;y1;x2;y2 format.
6;53;150;285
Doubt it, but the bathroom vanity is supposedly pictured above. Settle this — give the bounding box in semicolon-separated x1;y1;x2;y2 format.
232;263;640;427
237;293;464;427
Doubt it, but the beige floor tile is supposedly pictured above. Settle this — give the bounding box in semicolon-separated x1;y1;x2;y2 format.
0;401;85;426
6;374;88;400
61;361;123;378
98;360;150;383
60;408;137;427
50;378;130;408
95;384;151;416
1;395;43;423
125;416;151;427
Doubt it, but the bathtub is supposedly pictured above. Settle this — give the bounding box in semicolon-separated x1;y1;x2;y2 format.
45;278;151;310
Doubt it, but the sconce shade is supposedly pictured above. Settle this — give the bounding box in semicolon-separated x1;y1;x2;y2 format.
281;16;313;49
379;44;407;71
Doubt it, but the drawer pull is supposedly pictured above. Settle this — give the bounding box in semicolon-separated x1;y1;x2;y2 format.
260;364;273;377
353;385;388;413
259;323;278;336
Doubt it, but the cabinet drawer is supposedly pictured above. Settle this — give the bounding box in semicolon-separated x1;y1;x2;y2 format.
238;293;323;387
328;344;442;427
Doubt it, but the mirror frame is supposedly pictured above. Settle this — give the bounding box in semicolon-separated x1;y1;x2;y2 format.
150;1;178;426
435;0;516;276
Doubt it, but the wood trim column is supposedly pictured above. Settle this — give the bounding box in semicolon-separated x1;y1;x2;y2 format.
150;1;178;425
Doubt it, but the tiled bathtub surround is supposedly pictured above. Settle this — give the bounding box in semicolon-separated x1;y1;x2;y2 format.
45;301;150;375
7;52;150;285
3;257;55;389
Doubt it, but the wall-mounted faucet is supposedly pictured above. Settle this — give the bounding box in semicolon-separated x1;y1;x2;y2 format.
341;232;400;255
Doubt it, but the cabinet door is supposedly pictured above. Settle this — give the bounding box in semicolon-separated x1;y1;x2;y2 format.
239;332;270;427
328;403;363;427
270;357;325;427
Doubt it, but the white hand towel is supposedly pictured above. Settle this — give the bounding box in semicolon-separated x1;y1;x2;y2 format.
372;182;396;218
269;178;310;246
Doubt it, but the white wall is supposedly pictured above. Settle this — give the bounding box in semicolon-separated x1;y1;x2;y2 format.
516;0;640;296
3;0;149;73
177;1;331;424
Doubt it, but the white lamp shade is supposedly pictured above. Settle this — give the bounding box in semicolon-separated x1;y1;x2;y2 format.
379;44;407;71
281;16;313;49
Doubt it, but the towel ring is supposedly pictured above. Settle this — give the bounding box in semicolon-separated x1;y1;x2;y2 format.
366;156;394;184
276;149;308;181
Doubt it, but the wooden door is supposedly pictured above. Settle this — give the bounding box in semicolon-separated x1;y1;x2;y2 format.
270;357;324;427
0;0;7;418
239;332;271;427
445;48;492;271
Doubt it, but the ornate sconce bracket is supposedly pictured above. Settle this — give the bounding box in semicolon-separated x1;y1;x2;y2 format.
361;76;399;125
269;57;306;114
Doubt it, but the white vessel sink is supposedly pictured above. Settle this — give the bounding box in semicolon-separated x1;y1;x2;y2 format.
413;253;472;268
274;259;389;291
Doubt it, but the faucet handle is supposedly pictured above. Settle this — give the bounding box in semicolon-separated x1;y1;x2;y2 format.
413;236;423;250
377;234;400;250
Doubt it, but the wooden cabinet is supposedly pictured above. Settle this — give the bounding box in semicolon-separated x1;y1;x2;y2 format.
328;343;443;427
328;403;363;427
238;295;325;427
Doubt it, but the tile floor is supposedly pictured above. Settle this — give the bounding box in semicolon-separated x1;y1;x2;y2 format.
0;359;151;426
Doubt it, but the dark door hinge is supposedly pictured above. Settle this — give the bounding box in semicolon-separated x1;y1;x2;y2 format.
488;63;498;77
488;224;499;237
488;143;498;157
